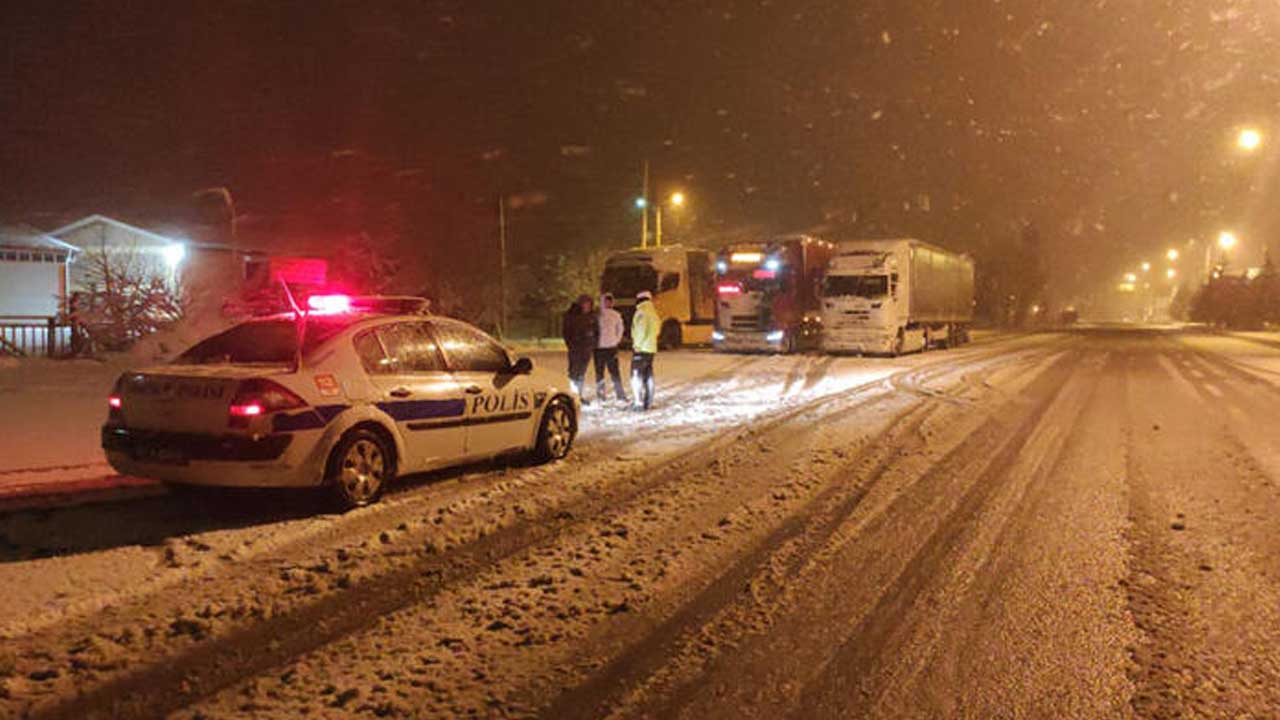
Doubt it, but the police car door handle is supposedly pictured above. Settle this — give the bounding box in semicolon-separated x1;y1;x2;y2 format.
464;385;483;395
389;387;412;398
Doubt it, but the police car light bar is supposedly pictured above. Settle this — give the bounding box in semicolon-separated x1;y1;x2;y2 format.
307;294;353;314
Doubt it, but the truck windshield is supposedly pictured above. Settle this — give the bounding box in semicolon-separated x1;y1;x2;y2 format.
824;274;889;298
176;318;355;364
601;265;657;299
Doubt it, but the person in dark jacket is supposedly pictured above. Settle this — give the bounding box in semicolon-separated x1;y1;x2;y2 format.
562;294;598;402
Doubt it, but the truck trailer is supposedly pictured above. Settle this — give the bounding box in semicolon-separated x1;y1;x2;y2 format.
712;235;835;353
821;238;974;356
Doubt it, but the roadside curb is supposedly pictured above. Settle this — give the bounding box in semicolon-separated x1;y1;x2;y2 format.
0;475;163;513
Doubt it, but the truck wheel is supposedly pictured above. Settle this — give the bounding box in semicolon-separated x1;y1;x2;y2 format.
891;329;905;357
326;428;395;511
658;321;682;350
532;397;576;463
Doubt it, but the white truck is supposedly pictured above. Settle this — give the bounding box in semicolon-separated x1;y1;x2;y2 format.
821;239;974;356
600;244;716;348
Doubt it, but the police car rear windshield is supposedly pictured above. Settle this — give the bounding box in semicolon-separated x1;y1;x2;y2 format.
176;318;357;365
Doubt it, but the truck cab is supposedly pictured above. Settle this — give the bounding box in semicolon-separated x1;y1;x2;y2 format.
821;239;973;356
711;235;833;353
600;244;715;348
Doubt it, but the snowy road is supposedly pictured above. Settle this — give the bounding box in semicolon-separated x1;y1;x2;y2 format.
3;328;1280;719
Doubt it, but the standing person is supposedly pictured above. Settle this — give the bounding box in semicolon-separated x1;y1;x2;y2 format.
561;294;598;403
594;293;628;403
630;290;661;411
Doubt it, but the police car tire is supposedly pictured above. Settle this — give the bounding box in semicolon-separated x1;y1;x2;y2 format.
533;397;576;463
325;428;395;510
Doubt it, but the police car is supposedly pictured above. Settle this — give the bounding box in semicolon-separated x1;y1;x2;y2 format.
101;295;579;509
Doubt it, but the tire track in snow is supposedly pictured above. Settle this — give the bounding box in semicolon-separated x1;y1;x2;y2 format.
22;341;1038;720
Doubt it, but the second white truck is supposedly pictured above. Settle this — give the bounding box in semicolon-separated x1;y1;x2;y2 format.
821;238;974;356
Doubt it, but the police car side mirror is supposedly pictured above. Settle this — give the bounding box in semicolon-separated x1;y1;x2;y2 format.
509;356;533;375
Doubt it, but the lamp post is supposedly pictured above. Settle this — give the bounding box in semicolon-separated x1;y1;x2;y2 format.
655;192;685;247
192;186;239;242
1218;230;1238;271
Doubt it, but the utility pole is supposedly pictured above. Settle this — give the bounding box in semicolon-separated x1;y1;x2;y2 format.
655;205;663;248
641;160;650;249
498;196;508;339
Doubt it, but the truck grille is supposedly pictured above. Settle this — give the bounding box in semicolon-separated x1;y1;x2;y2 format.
730;314;761;330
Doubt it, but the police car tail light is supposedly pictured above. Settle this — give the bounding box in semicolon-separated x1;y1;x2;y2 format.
228;379;306;428
107;375;125;423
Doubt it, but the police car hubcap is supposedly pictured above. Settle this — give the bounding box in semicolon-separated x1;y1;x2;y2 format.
341;440;384;501
547;407;571;457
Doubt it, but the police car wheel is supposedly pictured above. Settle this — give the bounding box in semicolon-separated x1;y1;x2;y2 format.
534;398;575;463
327;429;394;510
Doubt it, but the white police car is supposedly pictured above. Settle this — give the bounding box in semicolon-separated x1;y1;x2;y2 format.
102;296;579;509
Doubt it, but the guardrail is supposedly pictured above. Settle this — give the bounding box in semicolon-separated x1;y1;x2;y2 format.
0;316;77;357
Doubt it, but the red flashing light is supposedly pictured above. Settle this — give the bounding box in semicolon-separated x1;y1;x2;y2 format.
107;395;122;409
307;294;352;314
229;403;264;417
717;282;742;295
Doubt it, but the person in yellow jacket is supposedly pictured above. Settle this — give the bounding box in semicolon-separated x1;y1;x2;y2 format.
630;290;661;410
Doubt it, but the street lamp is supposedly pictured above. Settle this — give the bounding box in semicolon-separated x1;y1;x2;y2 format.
1166;268;1176;280
1238;127;1263;152
1218;231;1238;250
1124;272;1138;283
1141;261;1151;273
654;191;688;247
1166;248;1179;262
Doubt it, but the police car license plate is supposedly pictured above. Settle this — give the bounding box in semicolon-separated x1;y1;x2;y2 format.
134;442;188;465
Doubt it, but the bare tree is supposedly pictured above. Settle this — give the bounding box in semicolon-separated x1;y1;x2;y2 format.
72;243;186;352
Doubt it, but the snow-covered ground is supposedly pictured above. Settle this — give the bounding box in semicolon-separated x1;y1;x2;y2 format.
0;333;1034;712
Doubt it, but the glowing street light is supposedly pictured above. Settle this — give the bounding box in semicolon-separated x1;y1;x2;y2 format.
634;197;648;209
1218;230;1238;250
654;191;688;247
1124;272;1138;283
1140;261;1151;272
1237;127;1263;152
1166;248;1179;262
1166;268;1177;280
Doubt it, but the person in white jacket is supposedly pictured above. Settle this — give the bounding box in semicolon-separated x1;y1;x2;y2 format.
593;293;629;403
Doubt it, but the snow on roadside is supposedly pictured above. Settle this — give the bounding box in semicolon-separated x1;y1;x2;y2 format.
4;335;1078;719
0;357;126;473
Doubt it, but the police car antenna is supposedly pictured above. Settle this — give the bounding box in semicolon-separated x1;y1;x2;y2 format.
279;279;307;373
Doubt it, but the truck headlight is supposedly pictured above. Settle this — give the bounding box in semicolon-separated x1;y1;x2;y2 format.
711;330;725;342
765;330;785;343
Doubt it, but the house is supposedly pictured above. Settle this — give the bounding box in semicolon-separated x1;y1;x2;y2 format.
0;225;78;317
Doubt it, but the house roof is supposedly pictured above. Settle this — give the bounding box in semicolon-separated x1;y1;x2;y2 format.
0;224;80;253
46;213;182;246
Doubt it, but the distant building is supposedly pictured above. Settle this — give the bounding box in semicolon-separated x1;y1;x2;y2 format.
0;225;78;317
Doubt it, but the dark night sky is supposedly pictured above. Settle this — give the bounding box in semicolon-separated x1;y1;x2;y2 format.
3;1;1278;302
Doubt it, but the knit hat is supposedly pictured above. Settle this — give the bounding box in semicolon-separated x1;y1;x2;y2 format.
636;290;652;301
